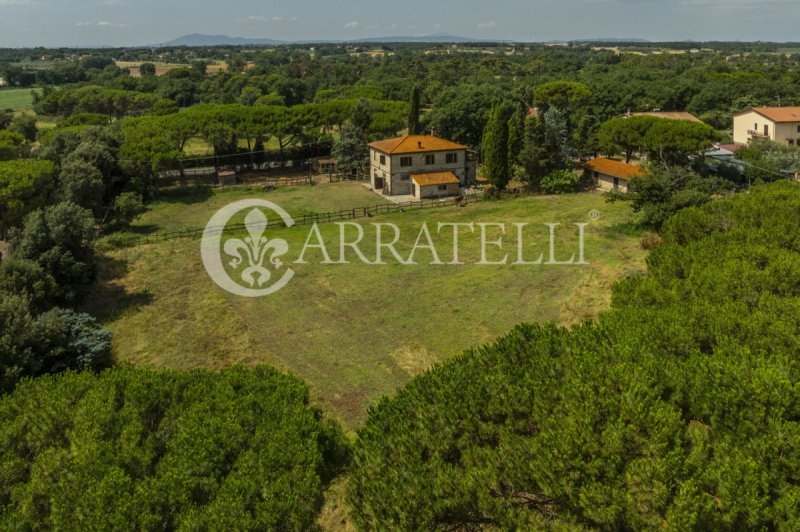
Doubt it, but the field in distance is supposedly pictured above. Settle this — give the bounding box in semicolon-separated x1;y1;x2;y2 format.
84;182;647;427
0;87;41;111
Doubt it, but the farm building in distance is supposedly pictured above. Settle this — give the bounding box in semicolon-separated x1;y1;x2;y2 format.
585;157;645;193
311;156;336;174
368;135;476;196
733;107;800;146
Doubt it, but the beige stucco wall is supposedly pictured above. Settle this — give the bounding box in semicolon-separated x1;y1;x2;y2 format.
733;111;770;144
594;172;629;193
413;182;460;199
369;148;474;195
774;122;800;145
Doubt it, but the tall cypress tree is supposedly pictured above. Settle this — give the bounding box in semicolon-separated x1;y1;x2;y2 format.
481;103;514;190
407;85;421;135
507;105;526;169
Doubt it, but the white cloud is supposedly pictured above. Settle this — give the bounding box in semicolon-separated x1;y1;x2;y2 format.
477;21;497;30
344;21;360;29
244;15;297;23
76;21;127;27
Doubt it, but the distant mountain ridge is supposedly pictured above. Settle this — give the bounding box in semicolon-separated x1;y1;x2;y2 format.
152;33;488;47
155;34;284;46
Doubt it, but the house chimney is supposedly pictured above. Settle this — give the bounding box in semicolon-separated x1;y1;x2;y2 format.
418;141;423;149
430;127;435;137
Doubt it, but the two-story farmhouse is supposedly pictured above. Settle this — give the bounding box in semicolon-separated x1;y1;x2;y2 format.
368;135;476;198
733;107;800;145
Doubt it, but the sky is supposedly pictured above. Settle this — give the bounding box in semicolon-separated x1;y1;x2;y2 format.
0;0;797;47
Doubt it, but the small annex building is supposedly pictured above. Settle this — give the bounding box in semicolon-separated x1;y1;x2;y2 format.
410;171;461;199
585;157;645;193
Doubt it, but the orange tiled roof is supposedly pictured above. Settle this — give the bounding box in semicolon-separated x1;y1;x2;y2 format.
585;158;646;181
368;135;467;154
411;171;461;186
630;111;702;123
745;107;800;123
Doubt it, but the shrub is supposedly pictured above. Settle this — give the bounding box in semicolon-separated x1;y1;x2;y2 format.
539;169;583;194
0;257;57;313
111;191;145;228
639;231;662;250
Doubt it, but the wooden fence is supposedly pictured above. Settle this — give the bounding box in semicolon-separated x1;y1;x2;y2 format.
108;191;487;248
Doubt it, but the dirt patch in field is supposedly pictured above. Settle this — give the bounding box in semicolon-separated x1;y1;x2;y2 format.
390;344;439;377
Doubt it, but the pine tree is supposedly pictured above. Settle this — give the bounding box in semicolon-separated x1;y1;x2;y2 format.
407;85;421;135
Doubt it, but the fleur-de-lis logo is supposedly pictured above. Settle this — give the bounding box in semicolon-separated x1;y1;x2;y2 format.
201;200;295;297
223;208;289;288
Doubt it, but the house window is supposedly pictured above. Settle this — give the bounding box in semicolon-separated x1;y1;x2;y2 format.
400;156;412;167
379;155;386;165
401;175;410;181
446;153;458;164
613;177;620;188
796;125;800;133
438;185;447;191
764;125;770;136
425;154;435;165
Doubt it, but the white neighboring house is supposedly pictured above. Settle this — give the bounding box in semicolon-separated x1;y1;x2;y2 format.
733;107;800;146
368;135;476;196
0;77;6;87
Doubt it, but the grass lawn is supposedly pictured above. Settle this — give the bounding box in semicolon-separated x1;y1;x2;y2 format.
181;136;284;157
122;181;383;235
84;184;646;428
0;88;41;111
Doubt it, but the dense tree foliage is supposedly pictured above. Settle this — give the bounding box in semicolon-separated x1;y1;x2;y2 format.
9;202;97;303
0;159;56;238
622;166;737;228
0;366;349;529
350;182;800;529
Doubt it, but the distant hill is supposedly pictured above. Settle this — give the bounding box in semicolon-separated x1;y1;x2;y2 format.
571;38;650;43
353;34;481;44
152;33;487;47
156;34;285;46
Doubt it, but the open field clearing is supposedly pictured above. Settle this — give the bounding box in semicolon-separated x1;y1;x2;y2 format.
115;61;229;77
84;186;646;427
121;182;383;234
0;88;40;110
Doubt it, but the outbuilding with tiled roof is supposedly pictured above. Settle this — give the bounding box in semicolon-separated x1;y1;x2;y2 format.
585;158;646;193
410;171;461;199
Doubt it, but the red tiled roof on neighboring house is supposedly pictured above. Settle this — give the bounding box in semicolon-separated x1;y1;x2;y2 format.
368;135;467;154
630;111;703;123
411;171;461;186
585;158;646;181
527;107;539;119
736;107;800;123
718;144;744;153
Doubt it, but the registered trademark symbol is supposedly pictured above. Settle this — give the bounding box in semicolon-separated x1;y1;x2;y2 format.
589;209;601;221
